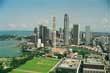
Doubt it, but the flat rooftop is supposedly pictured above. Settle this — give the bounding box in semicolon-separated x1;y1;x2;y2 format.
58;58;81;69
84;54;105;71
83;68;105;72
84;54;104;65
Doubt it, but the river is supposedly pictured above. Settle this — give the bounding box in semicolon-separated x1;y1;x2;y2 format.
0;40;22;57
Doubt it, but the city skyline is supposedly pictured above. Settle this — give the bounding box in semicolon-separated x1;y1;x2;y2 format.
0;0;110;32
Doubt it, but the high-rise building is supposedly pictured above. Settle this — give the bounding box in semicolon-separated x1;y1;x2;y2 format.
85;25;91;45
71;24;80;45
46;28;50;46
59;28;63;40
52;16;56;48
31;27;38;43
39;24;49;46
59;28;63;46
34;27;38;34
80;32;86;44
64;13;69;46
48;28;53;46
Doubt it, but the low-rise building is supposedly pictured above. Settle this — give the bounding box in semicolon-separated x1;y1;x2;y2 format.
56;58;81;73
83;54;106;73
52;48;67;54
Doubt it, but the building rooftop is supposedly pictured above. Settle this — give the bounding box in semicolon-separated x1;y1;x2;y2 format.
83;54;105;72
58;58;81;69
83;68;105;72
84;54;104;65
52;48;67;54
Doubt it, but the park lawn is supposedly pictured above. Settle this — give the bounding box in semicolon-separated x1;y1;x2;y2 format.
10;70;27;73
11;57;59;73
72;47;97;55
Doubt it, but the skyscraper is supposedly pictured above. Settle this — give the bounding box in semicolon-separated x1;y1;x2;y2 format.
59;28;63;41
39;24;49;46
71;24;80;45
64;13;69;46
52;16;56;48
31;27;38;47
85;25;91;45
58;28;63;47
34;27;38;34
31;27;38;43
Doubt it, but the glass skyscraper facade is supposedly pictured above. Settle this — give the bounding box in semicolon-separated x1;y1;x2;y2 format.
64;13;69;46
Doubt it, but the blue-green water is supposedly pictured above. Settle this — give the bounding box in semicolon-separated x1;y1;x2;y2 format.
0;40;22;57
0;31;32;36
0;31;32;57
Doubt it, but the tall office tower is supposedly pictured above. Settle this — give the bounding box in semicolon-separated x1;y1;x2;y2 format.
31;27;38;43
59;28;63;47
46;28;50;40
48;28;52;46
64;13;69;46
71;24;80;45
46;27;50;46
39;24;49;46
52;16;56;48
59;28;63;41
85;25;91;46
48;28;52;39
34;27;38;34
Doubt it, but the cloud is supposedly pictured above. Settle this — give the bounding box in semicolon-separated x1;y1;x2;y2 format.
100;17;110;25
7;24;36;30
8;24;17;28
41;19;49;26
0;18;49;30
96;17;110;32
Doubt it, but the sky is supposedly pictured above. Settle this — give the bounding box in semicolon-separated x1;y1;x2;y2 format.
0;0;110;32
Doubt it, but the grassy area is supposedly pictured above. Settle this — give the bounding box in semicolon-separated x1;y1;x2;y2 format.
10;70;27;73
71;47;97;56
11;57;59;73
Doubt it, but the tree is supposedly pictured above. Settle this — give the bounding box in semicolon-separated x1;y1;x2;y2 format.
79;50;89;58
0;63;3;73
